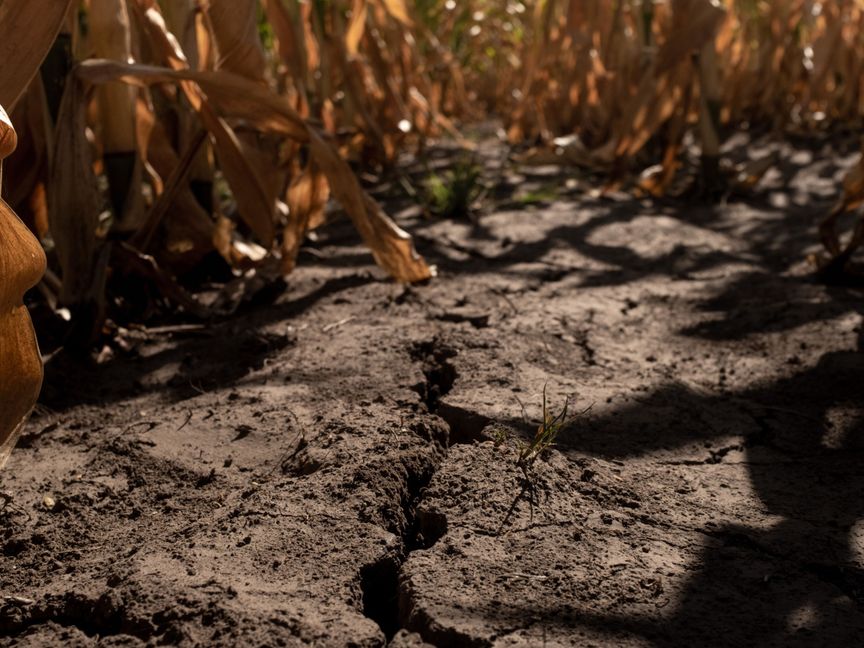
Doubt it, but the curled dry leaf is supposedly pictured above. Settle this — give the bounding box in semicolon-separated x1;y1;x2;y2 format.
214;215;269;271
379;0;414;27
307;130;433;283
0;106;46;468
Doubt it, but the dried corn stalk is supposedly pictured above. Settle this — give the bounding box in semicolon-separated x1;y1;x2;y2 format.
48;74;111;345
89;0;145;228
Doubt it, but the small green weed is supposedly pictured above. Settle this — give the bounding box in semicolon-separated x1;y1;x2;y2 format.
422;156;485;219
516;385;569;472
498;385;582;534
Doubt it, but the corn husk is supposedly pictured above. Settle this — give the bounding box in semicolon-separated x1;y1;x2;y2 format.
0;107;46;468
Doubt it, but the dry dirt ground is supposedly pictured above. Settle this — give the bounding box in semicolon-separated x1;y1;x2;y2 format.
2;135;864;647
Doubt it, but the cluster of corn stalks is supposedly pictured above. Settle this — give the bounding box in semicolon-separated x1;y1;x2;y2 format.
3;0;443;351
494;1;862;188
2;0;864;364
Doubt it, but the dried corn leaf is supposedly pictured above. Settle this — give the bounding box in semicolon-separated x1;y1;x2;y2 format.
206;0;268;83
0;106;46;468
205;0;289;244
214;214;269;270
282;164;329;274
379;0;413;27
3;79;51;237
161;0;200;71
346;0;368;59
299;1;321;73
656;0;726;75
263;0;307;83
307;129;432;282
0;0;76;108
47;77;108;314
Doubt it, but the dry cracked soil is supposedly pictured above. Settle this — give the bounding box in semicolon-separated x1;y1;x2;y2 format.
2;135;864;647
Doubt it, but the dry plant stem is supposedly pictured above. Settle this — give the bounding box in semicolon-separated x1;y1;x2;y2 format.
132;128;208;252
90;0;137;155
48;76;112;348
90;0;143;226
161;0;213;200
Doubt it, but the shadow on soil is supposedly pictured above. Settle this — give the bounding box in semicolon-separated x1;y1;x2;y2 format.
485;285;864;645
39;272;374;409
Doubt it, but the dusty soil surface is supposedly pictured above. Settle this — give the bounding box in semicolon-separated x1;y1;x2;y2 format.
2;134;864;647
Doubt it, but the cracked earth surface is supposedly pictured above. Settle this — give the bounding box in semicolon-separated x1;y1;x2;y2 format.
2;138;864;646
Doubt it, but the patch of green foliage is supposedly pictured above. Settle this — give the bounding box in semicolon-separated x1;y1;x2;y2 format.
423;156;484;219
497;385;580;534
516;384;568;472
